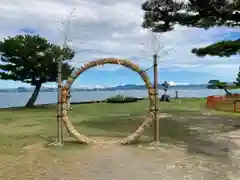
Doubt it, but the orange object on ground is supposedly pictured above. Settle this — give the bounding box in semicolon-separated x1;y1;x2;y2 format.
206;94;240;112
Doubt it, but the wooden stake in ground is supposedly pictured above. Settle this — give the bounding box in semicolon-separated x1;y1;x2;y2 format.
57;56;63;145
153;54;159;142
55;8;76;146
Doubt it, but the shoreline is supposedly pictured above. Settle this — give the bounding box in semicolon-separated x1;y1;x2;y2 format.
0;89;230;109
0;97;205;110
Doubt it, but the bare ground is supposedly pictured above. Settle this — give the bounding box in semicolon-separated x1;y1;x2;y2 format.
1;112;240;180
0;136;239;180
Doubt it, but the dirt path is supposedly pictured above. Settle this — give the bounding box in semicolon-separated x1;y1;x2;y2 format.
77;143;237;180
1;139;238;180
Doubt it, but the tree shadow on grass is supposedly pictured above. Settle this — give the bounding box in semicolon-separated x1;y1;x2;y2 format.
78;112;240;159
169;112;239;160
78;114;190;145
186;130;231;158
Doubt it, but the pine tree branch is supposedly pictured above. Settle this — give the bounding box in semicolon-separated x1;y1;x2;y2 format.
192;39;240;57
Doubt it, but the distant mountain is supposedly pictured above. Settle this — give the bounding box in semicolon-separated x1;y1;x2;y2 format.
0;83;209;92
75;84;208;91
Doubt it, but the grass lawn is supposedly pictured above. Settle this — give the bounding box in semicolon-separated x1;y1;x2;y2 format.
0;98;239;156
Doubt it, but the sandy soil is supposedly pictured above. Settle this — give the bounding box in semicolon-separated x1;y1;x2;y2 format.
0;137;239;180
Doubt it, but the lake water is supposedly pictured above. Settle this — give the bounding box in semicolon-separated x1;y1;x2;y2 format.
0;88;226;108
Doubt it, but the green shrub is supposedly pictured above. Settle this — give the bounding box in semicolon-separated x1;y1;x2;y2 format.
105;94;139;103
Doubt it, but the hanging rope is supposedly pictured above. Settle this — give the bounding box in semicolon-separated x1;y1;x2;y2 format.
142;64;154;72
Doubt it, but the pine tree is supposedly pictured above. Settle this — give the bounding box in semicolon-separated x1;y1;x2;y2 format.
208;80;231;95
234;66;240;86
0;34;74;107
142;0;239;55
142;0;239;88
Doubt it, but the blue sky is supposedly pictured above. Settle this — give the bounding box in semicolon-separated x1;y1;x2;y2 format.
0;0;239;89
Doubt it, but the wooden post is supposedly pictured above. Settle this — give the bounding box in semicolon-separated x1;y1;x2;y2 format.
153;54;159;142
56;56;63;145
234;100;236;112
175;90;178;99
55;8;76;146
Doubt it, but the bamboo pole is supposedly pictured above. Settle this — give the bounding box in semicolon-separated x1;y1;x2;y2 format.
55;8;76;146
153;54;159;142
56;56;63;145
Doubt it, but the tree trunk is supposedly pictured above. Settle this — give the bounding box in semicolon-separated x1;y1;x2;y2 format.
25;83;42;108
224;88;232;95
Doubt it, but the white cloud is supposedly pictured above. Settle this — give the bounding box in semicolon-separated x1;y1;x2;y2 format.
0;0;238;81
